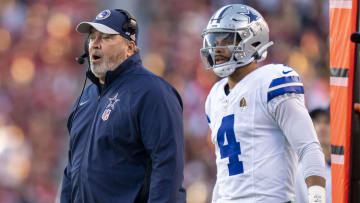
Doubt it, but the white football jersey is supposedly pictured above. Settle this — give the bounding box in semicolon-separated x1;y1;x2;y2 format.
205;64;307;203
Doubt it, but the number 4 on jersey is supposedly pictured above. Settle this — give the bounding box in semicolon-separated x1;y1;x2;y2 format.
217;114;244;176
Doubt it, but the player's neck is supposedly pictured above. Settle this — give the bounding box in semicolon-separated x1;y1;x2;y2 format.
227;62;258;89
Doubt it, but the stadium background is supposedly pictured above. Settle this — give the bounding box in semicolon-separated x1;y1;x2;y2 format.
0;0;329;202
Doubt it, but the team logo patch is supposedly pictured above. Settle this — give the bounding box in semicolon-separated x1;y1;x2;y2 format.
101;93;120;121
240;97;247;110
102;109;111;121
106;93;120;110
96;10;111;20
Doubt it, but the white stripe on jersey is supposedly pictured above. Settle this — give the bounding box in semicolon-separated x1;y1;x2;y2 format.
268;82;303;92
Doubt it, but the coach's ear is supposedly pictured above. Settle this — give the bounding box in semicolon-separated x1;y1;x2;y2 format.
126;40;136;57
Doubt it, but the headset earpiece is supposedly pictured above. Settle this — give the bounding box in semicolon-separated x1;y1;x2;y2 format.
115;9;137;36
76;35;90;65
84;35;90;54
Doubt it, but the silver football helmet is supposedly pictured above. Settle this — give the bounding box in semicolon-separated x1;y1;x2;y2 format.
200;4;273;77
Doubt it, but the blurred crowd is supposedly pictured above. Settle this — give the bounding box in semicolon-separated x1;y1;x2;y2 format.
0;0;329;202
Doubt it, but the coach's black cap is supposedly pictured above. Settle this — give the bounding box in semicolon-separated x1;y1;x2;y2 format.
76;9;138;45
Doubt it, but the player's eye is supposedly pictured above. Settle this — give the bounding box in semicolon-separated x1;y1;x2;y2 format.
218;34;234;46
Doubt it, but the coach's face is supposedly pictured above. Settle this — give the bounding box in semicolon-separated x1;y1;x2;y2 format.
88;29;134;83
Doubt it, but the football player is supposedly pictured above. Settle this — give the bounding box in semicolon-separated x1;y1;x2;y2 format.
201;4;326;203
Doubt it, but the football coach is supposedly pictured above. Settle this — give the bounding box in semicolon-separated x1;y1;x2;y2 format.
60;9;186;203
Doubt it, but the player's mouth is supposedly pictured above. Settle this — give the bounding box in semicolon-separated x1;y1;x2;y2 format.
91;53;103;63
215;56;229;65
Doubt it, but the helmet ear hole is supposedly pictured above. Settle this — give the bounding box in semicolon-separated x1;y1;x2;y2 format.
252;42;261;48
235;33;242;44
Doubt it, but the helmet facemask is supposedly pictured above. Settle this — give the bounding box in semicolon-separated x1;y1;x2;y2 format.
200;4;274;78
200;28;258;77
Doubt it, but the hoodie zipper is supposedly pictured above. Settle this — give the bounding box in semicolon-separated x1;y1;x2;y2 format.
78;90;103;202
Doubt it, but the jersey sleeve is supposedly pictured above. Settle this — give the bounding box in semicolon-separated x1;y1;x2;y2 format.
265;65;326;180
274;96;326;179
266;66;304;115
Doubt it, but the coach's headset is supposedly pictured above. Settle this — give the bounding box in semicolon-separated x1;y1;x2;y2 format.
70;9;138;131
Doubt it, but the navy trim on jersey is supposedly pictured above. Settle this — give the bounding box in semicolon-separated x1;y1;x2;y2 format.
206;115;211;123
267;86;304;102
269;76;301;88
224;83;230;96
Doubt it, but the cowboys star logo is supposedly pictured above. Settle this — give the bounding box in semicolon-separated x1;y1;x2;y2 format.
241;9;259;23
102;93;120;121
106;93;120;110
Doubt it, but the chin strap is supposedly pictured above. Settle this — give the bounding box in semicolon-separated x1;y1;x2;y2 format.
236;56;255;67
255;41;274;62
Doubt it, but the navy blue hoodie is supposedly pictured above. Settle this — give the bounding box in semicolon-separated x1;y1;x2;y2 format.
60;53;186;203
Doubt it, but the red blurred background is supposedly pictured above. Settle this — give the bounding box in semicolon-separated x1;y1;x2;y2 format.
0;0;329;202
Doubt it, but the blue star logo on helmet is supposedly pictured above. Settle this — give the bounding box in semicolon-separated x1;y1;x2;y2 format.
242;10;259;23
96;9;111;20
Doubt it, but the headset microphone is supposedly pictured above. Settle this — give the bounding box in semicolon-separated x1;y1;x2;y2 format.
75;34;90;65
76;53;89;64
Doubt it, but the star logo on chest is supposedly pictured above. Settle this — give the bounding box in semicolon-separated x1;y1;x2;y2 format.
106;93;120;110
